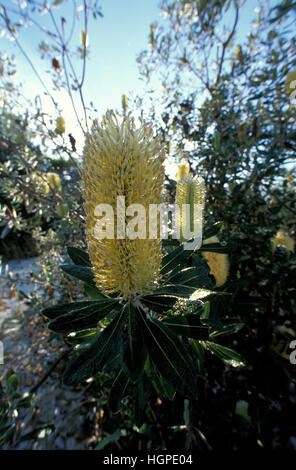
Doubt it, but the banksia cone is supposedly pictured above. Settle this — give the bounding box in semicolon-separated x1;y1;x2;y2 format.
202;236;229;287
272;231;294;252
176;159;190;181
175;174;205;242
83;111;165;298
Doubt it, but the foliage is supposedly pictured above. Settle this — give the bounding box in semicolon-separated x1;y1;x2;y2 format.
0;369;35;449
42;224;246;415
134;0;296;449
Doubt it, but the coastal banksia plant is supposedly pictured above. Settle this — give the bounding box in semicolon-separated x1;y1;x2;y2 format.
43;111;245;407
83;111;165;298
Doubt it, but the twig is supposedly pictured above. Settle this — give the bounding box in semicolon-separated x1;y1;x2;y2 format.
214;3;239;88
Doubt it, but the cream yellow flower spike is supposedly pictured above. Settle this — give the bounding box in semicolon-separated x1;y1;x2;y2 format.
82;111;165;299
176;159;190;182
202;236;229;287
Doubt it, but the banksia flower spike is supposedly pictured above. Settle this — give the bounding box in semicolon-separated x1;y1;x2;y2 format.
176;159;190;181
175;174;205;242
202;236;229;287
272;231;294;253
83;111;165;299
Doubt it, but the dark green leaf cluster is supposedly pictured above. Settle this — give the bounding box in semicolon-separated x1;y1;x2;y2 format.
42;242;245;412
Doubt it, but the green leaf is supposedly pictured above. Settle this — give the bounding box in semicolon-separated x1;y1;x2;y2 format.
203;341;246;368
121;304;147;382
95;429;127;450
203;222;221;240
162;315;209;340
167;263;212;288
61;264;95;286
209;323;245;338
139;309;197;398
63;307;126;386
67;246;91;267
141;294;179;313
235;400;251;424
200;301;223;329
65;328;98;345
109;370;130;413
48;299;119;334
84;284;107;300
188;339;205;376
155;264;212;298
6;370;18;398
144;356;175;400
199;242;230;254
43;300;109;320
160;244;192;275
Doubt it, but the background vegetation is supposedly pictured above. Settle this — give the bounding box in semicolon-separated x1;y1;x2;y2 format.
0;0;295;450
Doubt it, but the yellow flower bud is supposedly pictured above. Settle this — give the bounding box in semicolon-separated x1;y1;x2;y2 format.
202;236;229;287
46;172;62;193
176;159;190;181
55;117;65;135
81;30;88;48
272;231;294;252
175;174;205;242
121;94;128;114
83;111;165;298
284;70;296;96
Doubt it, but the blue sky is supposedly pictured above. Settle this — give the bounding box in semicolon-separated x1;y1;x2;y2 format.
0;0;161;116
0;0;280;166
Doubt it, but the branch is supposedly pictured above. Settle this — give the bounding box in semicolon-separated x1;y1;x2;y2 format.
214;3;239;88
